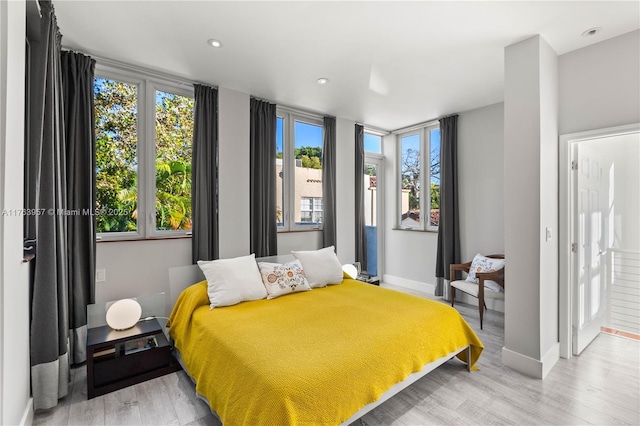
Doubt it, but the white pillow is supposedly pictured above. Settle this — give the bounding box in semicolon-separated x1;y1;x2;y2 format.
197;254;267;308
258;260;311;299
291;246;343;288
465;253;505;292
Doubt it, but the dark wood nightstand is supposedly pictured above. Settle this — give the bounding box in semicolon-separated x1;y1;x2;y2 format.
86;318;180;399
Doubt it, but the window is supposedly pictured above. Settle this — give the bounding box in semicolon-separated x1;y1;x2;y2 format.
397;124;440;230
276;109;324;231
300;197;323;223
364;132;382;154
94;66;194;240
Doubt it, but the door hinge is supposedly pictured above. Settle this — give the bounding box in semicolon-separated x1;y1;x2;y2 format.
571;161;578;171
571;243;578;253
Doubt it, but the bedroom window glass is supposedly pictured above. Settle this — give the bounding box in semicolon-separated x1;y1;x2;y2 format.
154;90;194;232
397;123;440;231
276;109;324;232
95;77;140;235
364;133;382;154
94;66;194;240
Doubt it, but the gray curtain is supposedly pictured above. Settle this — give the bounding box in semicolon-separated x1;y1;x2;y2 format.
27;1;96;410
322;116;337;248
191;84;219;263
435;115;460;298
249;98;277;257
61;51;96;365
354;124;367;271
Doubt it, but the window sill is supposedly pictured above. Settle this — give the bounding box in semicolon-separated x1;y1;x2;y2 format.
96;234;192;243
277;228;323;234
391;227;438;233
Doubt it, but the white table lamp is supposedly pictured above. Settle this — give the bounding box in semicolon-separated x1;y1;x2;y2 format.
106;299;142;330
342;263;358;279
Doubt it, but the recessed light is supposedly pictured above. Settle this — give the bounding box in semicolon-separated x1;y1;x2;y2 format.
317;78;329;85
581;27;602;37
207;39;223;48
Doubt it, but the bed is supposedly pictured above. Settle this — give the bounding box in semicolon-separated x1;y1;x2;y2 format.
167;257;483;426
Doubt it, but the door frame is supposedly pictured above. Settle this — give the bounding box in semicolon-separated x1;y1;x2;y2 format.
559;122;640;359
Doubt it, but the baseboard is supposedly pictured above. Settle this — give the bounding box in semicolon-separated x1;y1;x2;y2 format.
502;343;559;379
382;274;435;295
541;343;560;378
19;397;33;426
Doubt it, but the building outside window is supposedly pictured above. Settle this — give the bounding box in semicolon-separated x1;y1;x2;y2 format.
276;109;324;231
300;197;323;223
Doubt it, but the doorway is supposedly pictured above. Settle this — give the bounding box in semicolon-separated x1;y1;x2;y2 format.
364;155;384;277
559;123;640;358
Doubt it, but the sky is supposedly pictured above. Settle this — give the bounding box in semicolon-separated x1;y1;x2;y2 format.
277;118;385;154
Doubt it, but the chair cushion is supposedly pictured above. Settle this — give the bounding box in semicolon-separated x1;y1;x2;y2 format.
451;280;505;298
465;254;505;292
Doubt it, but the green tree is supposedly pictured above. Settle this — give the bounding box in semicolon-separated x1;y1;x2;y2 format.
155;91;194;230
95;78;138;232
295;146;322;169
94;79;194;233
430;183;440;209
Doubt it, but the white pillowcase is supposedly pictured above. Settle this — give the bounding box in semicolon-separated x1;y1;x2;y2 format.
465;253;505;292
291;246;343;288
258;260;311;299
197;253;267;308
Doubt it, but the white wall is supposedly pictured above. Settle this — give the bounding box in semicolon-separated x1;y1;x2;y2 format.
559;30;640;136
335;117;356;264
503;35;559;379
457;102;505;310
616;137;640;251
95;238;191;314
277;231;322;255
458;103;505;260
539;37;559;371
218;87;251;258
0;1;31;424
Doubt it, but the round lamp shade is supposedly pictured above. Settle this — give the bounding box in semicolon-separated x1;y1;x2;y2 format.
342;264;358;279
106;299;142;330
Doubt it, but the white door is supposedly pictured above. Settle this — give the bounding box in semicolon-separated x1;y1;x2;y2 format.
572;143;606;355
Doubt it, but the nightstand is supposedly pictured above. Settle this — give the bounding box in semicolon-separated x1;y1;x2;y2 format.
86;318;180;399
357;274;380;285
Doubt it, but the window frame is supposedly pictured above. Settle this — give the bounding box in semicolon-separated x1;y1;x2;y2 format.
395;122;440;232
276;107;324;232
95;63;195;241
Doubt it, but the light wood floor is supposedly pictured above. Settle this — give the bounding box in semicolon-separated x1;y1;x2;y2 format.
34;285;640;426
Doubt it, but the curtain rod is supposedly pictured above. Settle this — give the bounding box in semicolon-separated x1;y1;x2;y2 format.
356;123;391;135
391;113;458;135
62;48;212;89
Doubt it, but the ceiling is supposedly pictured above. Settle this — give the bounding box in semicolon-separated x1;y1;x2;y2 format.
53;1;640;131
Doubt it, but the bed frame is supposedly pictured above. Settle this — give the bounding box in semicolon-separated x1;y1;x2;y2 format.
167;256;472;425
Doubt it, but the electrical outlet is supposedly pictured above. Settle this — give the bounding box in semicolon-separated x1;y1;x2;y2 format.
96;269;106;282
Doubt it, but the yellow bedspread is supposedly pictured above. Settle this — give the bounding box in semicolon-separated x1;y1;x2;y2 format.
168;279;483;426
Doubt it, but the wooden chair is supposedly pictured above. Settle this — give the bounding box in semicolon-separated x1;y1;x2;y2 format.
450;254;505;329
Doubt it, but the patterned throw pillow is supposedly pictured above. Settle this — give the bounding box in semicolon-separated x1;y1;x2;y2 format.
258;260;312;300
465;254;505;292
